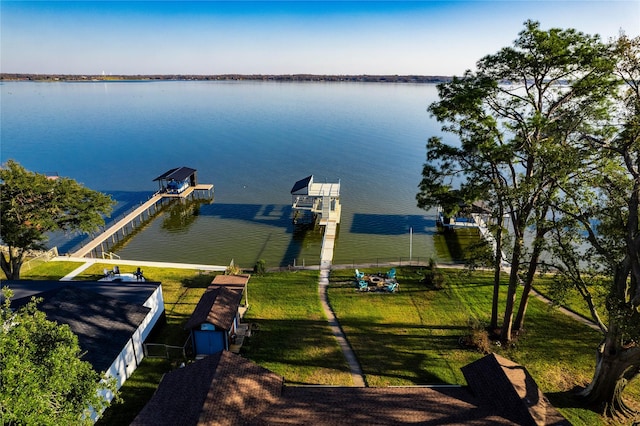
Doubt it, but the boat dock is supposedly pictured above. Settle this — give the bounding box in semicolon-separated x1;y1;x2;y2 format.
71;167;213;258
290;175;341;268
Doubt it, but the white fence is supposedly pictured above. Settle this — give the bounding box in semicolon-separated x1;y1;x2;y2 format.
0;246;59;272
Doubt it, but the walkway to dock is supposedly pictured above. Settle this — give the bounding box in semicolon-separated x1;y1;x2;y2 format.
71;194;164;258
318;220;366;387
71;184;214;259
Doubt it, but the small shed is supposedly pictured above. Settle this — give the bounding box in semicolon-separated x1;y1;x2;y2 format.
185;274;250;356
154;166;198;194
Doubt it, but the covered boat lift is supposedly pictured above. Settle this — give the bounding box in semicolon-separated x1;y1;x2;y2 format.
154;166;198;194
291;175;341;225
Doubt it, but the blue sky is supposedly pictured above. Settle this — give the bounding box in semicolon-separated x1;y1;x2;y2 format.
1;1;638;75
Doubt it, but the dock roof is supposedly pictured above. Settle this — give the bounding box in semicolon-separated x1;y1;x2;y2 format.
291;175;340;197
291;175;313;194
153;166;197;182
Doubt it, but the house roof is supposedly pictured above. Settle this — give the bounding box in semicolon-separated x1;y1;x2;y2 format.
184;285;244;331
132;352;568;425
2;280;161;306
153;166;197;182
253;387;517;425
9;284;153;373
211;273;250;288
291;175;313;195
461;353;569;426
131;351;283;426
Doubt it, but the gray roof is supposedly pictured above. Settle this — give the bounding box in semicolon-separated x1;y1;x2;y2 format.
153;166;197;182
290;175;312;194
2;279;160;306
8;283;156;373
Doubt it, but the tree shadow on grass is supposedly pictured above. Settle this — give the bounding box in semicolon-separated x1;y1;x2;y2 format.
181;274;218;289
241;316;474;386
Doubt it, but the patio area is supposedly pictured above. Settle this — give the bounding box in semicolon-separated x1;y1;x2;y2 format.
354;268;398;292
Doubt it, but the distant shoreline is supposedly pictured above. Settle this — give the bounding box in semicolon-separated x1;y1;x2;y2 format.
0;73;453;84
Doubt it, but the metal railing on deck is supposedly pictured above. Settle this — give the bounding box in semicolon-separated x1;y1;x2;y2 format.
143;335;191;360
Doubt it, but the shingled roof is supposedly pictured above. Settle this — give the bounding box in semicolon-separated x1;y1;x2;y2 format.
132;352;569;425
461;353;570;426
10;285;151;373
131;351;283;426
210;274;250;288
253;386;518;425
184;286;244;331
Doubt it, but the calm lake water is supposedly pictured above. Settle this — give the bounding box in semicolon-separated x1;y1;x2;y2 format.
1;80;462;268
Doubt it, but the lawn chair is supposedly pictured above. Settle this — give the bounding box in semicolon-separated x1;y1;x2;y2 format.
355;269;365;280
387;268;396;279
358;280;369;291
385;282;398;293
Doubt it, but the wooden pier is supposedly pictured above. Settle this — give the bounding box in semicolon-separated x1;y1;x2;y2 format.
71;184;213;258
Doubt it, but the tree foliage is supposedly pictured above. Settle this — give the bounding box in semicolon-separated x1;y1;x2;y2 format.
0;160;114;279
417;22;640;418
546;33;640;419
417;20;615;341
0;288;116;425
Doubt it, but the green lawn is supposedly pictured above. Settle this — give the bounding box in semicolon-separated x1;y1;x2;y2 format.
532;276;609;322
240;270;353;385
8;261;639;426
328;267;484;387
20;260;84;280
327;266;638;426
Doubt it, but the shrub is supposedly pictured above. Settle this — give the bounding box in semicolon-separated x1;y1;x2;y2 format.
422;258;446;290
254;259;266;275
459;318;491;354
225;260;242;275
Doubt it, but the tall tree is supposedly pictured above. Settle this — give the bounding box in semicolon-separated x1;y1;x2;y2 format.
0;288;116;424
417;21;615;341
547;34;640;419
0;160;114;279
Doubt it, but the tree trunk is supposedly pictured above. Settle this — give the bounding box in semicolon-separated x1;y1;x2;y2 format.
490;211;504;331
500;236;523;342
579;339;640;419
0;247;23;280
513;226;546;332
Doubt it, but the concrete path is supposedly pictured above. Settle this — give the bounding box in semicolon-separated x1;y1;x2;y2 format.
319;262;366;387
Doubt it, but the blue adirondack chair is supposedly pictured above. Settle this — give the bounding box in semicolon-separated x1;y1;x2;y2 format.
385;282;398;292
387;268;396;279
358;280;369;291
355;269;365;280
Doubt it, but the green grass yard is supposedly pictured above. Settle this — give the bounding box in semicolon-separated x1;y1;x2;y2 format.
327;266;638;425
9;261;639;425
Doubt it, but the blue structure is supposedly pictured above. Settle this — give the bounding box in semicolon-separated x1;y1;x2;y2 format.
184;275;249;356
